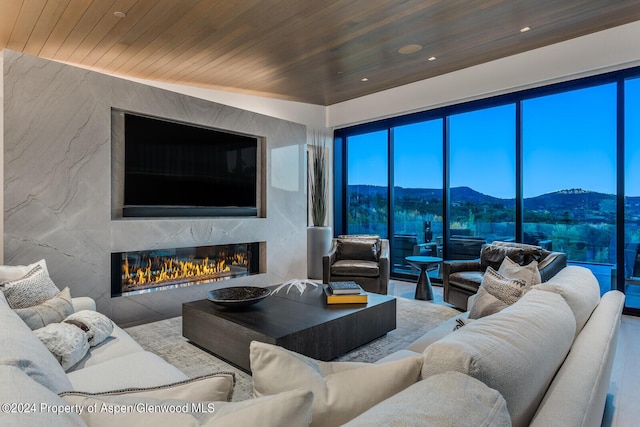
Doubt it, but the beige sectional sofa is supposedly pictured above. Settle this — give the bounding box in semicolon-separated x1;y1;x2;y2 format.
1;264;625;426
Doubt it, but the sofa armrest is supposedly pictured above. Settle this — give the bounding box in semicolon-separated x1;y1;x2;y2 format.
378;240;390;295
72;297;96;312
322;243;338;284
444;259;481;275
539;252;567;282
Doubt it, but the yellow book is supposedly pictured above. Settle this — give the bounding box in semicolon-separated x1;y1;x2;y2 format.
323;286;368;304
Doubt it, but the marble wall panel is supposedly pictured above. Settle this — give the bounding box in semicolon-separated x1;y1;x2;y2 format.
3;50;307;325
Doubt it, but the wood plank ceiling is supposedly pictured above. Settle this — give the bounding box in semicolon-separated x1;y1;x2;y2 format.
1;0;640;106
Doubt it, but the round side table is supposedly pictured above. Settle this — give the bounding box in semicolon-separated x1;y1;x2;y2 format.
405;256;443;301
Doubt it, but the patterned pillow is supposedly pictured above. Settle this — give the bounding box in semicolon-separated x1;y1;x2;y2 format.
1;265;60;309
14;287;74;330
468;267;528;319
498;256;541;290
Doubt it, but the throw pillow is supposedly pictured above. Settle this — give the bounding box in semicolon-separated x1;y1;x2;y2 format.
479;244;525;271
61;389;313;427
1;265;60;309
250;341;423;427
61;372;236;403
34;322;90;371
64;310;114;347
343;371;511;427
338;235;381;258
498;256;541;289
336;239;378;261
468;267;527;319
0;258;49;281
14;287;74;330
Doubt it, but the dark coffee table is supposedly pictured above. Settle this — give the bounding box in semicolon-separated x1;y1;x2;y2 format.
182;284;396;372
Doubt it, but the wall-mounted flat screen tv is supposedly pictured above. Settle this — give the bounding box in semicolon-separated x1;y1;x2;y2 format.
123;113;258;217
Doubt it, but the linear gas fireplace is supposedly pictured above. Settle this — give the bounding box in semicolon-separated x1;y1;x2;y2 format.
111;242;263;297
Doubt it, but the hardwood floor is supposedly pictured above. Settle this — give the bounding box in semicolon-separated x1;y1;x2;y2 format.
388;279;640;427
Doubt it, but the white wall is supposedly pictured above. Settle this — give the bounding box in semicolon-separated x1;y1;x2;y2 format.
328;20;640;129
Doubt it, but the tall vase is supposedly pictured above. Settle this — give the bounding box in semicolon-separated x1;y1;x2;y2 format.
307;226;332;280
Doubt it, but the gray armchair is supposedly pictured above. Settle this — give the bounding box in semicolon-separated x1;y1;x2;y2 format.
443;241;567;310
323;236;390;295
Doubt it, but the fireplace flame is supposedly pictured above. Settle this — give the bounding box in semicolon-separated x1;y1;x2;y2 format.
121;254;244;288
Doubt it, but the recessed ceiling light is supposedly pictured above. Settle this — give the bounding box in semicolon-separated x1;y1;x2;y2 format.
520;26;531;33
360;77;369;82
114;11;127;18
398;44;423;55
427;56;437;61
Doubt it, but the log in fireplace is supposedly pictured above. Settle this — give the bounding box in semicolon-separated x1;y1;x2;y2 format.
111;242;261;297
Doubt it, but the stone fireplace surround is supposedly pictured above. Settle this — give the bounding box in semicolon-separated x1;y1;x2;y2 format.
2;50;307;325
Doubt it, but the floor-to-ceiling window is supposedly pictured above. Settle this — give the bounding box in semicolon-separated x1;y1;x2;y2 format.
522;84;617;293
346;130;388;237
334;66;640;314
392;120;443;274
449;105;516;259
625;77;640;310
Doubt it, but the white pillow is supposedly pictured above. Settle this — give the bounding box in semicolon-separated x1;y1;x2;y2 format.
0;259;49;281
34;322;90;371
250;341;423;427
1;265;60;309
14;287;74;330
64;310;114;346
61;389;313;427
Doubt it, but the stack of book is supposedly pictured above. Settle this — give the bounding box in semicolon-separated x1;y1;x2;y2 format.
323;281;368;304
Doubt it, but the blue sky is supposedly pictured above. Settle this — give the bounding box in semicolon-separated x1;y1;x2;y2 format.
347;81;640;198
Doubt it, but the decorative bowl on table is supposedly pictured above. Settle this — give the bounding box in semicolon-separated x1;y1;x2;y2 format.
206;286;270;309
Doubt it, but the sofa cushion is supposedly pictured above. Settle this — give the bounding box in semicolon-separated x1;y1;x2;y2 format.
0;259;49;282
1;265;59;309
338;235;381;257
66;351;188;392
533;265;601;335
67;324;145;371
62;371;235;403
498;256;541;288
250;341;423;427
14;287;74;330
331;259;379;277
422;289;576;427
343;372;511;427
0;295;73;393
406;312;470;353
480;244;525;271
468;267;528;319
0;365;86;427
63;310;114;347
336;238;379;261
34;322;90;371
61;389;313;427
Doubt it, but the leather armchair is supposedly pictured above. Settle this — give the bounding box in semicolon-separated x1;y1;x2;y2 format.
443;241;567;310
323;237;390;295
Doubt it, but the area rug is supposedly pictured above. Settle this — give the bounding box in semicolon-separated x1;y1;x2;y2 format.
124;296;460;401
